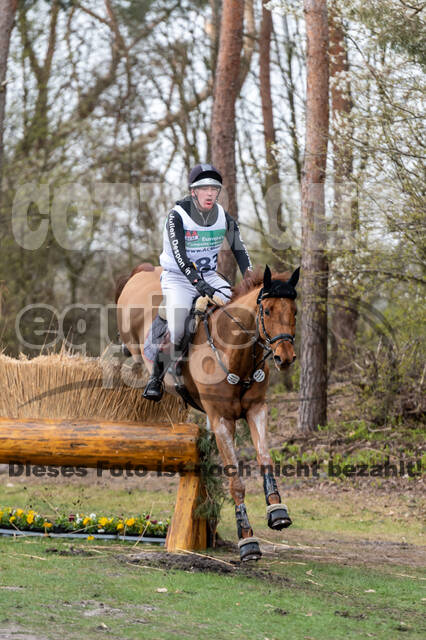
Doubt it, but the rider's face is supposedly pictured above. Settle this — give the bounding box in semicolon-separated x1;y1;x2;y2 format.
192;186;220;211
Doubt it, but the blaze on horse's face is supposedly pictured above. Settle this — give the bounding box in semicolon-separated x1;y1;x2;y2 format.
260;266;299;370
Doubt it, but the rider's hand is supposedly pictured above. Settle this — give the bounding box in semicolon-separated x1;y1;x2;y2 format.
195;280;216;299
213;295;225;307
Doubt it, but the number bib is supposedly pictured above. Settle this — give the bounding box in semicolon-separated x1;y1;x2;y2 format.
160;203;227;274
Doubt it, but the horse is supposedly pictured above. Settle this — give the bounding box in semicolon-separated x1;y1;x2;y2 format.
116;263;299;561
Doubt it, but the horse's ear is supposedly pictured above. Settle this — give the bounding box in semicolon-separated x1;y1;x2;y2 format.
263;265;272;291
289;267;300;288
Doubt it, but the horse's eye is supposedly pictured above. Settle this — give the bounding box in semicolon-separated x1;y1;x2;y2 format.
264;308;270;316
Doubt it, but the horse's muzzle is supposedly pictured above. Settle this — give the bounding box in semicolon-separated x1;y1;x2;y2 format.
273;354;296;369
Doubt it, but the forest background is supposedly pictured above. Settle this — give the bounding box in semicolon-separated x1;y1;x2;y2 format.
0;0;424;433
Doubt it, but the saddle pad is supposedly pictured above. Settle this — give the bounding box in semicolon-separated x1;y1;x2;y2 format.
143;315;170;362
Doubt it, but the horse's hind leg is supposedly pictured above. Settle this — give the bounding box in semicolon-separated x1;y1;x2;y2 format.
210;414;262;562
246;402;292;531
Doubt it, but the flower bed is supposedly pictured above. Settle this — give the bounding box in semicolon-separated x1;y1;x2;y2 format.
0;507;168;538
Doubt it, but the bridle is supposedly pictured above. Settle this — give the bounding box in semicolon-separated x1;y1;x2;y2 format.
256;288;295;351
201;281;297;392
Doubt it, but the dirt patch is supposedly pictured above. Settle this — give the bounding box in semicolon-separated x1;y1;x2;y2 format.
120;550;293;587
45;546;96;557
120;529;425;578
334;610;367;620
0;625;46;640
51;599;157;624
122;550;236;574
258;531;426;570
78;601;124;618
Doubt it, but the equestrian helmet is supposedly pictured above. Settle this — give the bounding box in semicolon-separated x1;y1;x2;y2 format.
188;164;222;189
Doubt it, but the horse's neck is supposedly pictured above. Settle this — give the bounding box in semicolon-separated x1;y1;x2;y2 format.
212;287;263;375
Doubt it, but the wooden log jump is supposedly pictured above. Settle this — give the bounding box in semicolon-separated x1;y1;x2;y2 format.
0;417;207;552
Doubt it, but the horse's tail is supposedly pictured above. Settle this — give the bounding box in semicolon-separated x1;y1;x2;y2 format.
114;262;155;303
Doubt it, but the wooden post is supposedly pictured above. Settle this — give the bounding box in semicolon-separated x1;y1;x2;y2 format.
0;417;208;552
166;473;207;552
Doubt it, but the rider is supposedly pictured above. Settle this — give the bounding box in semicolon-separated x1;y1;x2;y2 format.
143;163;253;401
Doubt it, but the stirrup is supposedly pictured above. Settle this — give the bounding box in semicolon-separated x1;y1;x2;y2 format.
121;343;131;357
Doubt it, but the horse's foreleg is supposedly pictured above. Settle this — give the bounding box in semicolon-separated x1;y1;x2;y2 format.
246;402;292;531
210;414;261;561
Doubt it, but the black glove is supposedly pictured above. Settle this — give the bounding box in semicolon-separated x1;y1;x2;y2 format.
194;280;216;299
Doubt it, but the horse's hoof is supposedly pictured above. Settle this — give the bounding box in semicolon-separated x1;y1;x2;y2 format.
267;503;292;530
238;536;262;562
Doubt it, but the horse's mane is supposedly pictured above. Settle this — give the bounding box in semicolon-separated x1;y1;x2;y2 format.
229;266;291;303
114;262;155;303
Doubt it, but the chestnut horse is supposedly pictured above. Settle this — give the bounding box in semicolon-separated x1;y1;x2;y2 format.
116;264;299;561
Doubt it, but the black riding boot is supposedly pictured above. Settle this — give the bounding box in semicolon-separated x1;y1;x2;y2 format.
142;346;173;402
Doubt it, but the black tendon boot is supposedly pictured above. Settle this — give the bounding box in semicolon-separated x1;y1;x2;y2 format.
142;346;172;402
263;473;292;530
235;504;262;562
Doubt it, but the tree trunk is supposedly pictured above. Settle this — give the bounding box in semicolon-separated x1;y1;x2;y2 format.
17;0;59;153
259;2;283;243
298;0;329;432
0;0;17;202
329;5;358;375
259;0;293;390
211;0;244;284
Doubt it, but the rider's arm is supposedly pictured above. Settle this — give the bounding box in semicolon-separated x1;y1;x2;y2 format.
166;210;200;284
224;212;253;276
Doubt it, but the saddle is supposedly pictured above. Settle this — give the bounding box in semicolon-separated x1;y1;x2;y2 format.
143;296;214;412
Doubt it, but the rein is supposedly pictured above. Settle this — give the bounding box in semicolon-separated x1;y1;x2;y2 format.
202;312;271;390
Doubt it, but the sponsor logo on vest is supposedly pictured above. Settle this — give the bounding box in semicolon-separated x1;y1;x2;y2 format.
185;230;199;241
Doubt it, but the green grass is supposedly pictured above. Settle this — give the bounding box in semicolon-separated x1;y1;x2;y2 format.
0;479;424;639
0;537;424;640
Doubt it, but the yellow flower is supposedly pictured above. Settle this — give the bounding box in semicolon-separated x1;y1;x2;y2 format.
125;517;135;527
116;522;124;531
83;516;91;526
98;517;108;527
27;512;35;524
9;516;16;523
16;508;24;517
87;535;94;541
43;522;52;529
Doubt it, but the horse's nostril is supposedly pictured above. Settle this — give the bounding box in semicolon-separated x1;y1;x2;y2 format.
292;355;296;363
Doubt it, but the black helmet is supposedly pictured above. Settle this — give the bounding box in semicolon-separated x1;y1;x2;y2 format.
188;164;222;189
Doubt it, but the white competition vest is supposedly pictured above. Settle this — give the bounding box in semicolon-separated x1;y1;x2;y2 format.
160;203;227;274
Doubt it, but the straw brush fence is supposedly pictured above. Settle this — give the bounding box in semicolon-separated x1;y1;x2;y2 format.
0;350;207;551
